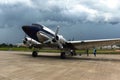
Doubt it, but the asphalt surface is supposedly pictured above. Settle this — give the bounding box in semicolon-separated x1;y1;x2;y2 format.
0;51;120;80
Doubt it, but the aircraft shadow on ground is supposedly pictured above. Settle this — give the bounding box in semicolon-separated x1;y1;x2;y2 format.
69;57;120;62
17;53;120;62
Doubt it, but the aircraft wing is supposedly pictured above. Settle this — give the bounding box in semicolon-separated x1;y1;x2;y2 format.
67;38;120;49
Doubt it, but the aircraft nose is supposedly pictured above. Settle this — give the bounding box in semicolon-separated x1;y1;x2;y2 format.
22;26;29;32
22;25;39;42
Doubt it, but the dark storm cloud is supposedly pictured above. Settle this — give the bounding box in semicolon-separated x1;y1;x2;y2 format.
0;0;120;43
0;0;120;28
0;4;38;28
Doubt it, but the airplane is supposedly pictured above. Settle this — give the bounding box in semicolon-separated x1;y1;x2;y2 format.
22;23;120;59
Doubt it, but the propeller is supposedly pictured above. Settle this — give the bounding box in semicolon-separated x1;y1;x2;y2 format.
55;26;59;39
43;26;63;49
23;34;27;44
52;26;59;42
23;34;32;47
53;26;63;49
52;26;63;49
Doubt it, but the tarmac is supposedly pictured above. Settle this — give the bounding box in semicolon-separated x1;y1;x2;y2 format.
0;51;120;80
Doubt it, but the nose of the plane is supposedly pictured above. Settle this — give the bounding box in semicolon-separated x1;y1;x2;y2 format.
22;26;29;32
22;25;35;36
22;25;40;41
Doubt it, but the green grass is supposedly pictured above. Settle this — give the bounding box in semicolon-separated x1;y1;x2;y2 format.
0;47;120;54
0;47;60;53
0;47;30;51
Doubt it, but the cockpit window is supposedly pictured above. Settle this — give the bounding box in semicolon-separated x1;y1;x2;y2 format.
32;24;43;29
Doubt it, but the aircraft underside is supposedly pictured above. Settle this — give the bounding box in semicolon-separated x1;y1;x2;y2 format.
31;49;77;59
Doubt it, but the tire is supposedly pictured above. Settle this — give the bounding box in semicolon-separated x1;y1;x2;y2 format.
32;51;38;57
60;52;66;59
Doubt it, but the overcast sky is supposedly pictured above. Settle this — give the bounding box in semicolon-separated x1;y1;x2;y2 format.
0;0;120;44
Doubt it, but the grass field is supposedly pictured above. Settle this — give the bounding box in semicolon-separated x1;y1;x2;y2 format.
0;47;120;54
0;47;60;53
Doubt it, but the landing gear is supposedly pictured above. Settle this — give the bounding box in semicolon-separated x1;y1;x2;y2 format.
71;52;77;56
60;49;77;59
60;52;66;59
32;51;38;57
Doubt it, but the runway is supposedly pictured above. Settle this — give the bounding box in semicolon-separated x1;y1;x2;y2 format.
0;51;120;80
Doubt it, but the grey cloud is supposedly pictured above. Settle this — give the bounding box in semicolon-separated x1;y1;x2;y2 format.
0;0;120;44
0;0;120;29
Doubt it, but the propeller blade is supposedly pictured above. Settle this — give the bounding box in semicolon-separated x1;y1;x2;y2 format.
54;26;64;49
25;37;27;41
55;26;60;37
43;39;52;44
57;41;63;49
23;34;27;44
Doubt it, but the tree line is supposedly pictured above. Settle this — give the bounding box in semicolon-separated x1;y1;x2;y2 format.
0;43;15;47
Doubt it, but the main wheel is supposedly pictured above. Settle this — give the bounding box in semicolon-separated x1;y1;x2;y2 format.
32;51;38;57
60;52;66;59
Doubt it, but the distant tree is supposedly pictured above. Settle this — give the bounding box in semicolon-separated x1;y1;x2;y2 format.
0;43;8;47
9;44;13;47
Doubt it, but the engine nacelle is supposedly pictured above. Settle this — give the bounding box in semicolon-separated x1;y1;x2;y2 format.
23;37;41;47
